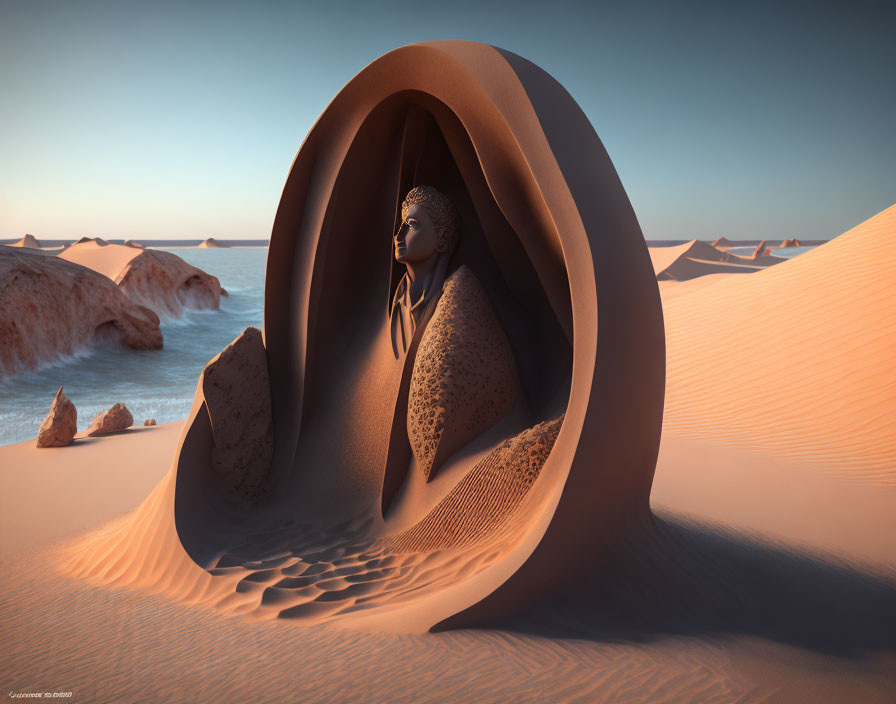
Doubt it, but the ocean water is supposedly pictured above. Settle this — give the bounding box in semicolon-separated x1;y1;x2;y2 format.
0;248;266;446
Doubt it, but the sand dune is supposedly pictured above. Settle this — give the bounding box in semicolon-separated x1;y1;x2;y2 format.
649;239;783;281
58;240;225;316
9;234;40;248
711;236;735;249
198;237;226;248
662;203;896;480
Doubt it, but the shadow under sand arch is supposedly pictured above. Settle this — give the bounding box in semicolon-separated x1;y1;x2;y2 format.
173;40;665;632
498;514;896;659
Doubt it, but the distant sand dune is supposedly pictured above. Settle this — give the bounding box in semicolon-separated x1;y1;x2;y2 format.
662;203;896;481
649;239;783;281
9;234;40;248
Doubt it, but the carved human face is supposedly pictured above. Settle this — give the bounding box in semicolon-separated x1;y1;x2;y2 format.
394;203;447;265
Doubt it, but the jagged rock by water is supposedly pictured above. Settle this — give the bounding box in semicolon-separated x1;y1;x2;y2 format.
779;238;801;248
752;240;769;259
86;403;134;436
0;247;162;376
144;418;157;426
36;387;78;447
202;327;273;502
58;241;224;316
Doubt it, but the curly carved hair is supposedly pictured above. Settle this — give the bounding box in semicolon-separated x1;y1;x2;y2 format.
401;186;461;255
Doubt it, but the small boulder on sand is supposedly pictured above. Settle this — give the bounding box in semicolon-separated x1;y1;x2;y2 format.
86;403;134;436
779;238;801;248
36;387;78;447
144;418;157;426
202;327;273;502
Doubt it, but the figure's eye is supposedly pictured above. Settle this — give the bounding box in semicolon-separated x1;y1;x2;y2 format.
407;219;418;228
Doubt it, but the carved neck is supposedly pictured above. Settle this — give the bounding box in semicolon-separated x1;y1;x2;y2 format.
405;254;440;303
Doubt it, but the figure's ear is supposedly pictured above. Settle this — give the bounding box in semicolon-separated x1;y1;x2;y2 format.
435;228;449;254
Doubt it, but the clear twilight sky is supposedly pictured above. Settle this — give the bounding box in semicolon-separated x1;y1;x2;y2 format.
1;0;893;241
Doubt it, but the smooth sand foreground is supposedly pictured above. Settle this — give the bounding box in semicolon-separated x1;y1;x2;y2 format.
1;422;894;702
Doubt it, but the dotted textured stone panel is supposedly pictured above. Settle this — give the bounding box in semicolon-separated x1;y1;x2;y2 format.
408;266;520;481
388;414;565;554
202;327;274;503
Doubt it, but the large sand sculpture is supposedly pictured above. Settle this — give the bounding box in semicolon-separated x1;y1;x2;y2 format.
64;41;665;632
0;247;162;376
59;239;225;316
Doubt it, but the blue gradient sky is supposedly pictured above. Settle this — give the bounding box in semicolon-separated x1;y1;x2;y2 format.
1;0;893;240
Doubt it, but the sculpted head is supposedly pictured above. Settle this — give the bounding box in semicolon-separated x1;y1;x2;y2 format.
395;186;460;266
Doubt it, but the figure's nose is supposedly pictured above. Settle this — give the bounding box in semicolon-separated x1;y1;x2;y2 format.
395;221;408;243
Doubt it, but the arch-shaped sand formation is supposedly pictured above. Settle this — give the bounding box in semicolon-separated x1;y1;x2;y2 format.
73;41;664;632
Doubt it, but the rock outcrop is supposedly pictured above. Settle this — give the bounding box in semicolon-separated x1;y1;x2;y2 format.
123;240;145;249
36;387;78;447
779;238;801;248
202;327;273;502
144;418;157;426
58;240;224;316
86;403;134;436
0;247;163;376
752;240;769;259
10;234;40;249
